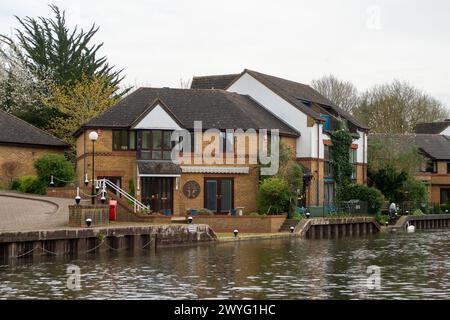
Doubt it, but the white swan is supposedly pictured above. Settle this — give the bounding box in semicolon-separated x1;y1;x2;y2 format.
406;221;415;233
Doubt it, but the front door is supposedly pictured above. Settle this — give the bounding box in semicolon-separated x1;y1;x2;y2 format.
204;178;233;214
141;177;173;213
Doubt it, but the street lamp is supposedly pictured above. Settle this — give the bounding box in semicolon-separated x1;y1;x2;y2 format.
89;131;98;205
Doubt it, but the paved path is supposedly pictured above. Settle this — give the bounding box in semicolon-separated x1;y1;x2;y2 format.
0;192;72;232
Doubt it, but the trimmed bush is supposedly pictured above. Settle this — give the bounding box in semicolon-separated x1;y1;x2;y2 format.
17;176;47;195
340;183;384;214
10;179;20;191
257;177;290;215
34;154;74;187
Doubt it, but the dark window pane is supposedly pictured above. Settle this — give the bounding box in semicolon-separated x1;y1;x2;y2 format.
152;151;162;159
142;131;151;149
205;180;217;211
129;132;135;150
163;151;172;160
153;131;162;149
163;131;171;149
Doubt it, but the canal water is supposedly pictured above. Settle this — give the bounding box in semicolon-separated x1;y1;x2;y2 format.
1;229;450;299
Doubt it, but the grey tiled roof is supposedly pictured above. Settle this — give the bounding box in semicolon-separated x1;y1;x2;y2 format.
191;74;239;89
241;70;368;130
192;69;368;130
0;110;68;148
77;87;299;137
370;133;450;160
415;121;450;134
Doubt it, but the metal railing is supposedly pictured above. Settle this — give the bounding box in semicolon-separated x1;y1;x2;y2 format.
96;178;149;213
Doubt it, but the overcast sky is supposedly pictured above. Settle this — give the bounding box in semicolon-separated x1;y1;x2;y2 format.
1;0;450;108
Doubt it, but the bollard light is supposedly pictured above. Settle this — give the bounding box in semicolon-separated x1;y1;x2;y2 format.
50;175;55;187
385;221;389;227
100;191;106;204
187;216;193;224
233;229;239;237
306;210;310;219
290;226;295;233
85;218;92;228
75;187;81;205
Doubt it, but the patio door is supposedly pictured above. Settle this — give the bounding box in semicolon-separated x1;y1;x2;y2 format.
141;177;173;213
204;178;233;213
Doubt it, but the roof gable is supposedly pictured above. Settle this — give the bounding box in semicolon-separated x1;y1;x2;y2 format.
225;69;368;130
131;99;183;130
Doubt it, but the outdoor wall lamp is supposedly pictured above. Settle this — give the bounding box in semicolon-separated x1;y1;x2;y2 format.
233;229;239;237
187;216;193;224
89;131;98;205
75;187;81;205
85;218;92;228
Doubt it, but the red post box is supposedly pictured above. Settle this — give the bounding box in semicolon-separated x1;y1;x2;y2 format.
109;200;117;221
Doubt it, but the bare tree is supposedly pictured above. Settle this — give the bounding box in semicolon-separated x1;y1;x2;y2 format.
179;77;192;89
311;75;360;113
354;80;449;134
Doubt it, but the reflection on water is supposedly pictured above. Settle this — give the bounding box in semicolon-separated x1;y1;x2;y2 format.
1;230;450;299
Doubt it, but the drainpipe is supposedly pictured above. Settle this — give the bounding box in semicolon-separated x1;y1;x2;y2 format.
83;128;87;182
316;122;320;206
363;131;366;184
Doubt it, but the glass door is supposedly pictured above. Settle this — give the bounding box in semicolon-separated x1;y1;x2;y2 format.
204;178;233;213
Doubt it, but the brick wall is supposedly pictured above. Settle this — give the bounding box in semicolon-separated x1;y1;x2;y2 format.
0;145;65;188
191;214;287;233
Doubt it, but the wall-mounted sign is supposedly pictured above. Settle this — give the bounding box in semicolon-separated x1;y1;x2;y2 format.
183;180;200;199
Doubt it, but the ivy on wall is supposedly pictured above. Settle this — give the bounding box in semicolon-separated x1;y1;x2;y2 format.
330;128;353;199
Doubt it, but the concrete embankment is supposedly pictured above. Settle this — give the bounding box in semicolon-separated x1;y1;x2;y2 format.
0;224;217;264
295;217;380;239
394;214;450;230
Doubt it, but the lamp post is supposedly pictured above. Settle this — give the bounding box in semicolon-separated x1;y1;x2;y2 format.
89;131;98;205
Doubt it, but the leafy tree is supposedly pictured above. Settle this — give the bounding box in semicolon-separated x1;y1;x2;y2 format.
0;42;52;127
1;4;123;87
368;165;408;203
0;4;126;128
368;135;423;175
257;177;290;214
354;80;448;134
44;75;119;145
311;75;360;113
401;176;428;205
330;128;353;199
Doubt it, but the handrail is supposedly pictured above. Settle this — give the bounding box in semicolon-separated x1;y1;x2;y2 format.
95;178;149;213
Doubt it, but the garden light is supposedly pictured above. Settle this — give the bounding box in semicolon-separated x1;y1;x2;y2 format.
85;218;92;227
187;216;193;224
50;175;55;186
84;173;89;186
233;229;239;237
290;226;294;233
75;187;81;205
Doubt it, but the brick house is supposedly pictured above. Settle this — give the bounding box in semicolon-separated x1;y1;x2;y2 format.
370;131;450;205
74;70;369;215
0;110;68;188
74;88;299;215
192;69;369;207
